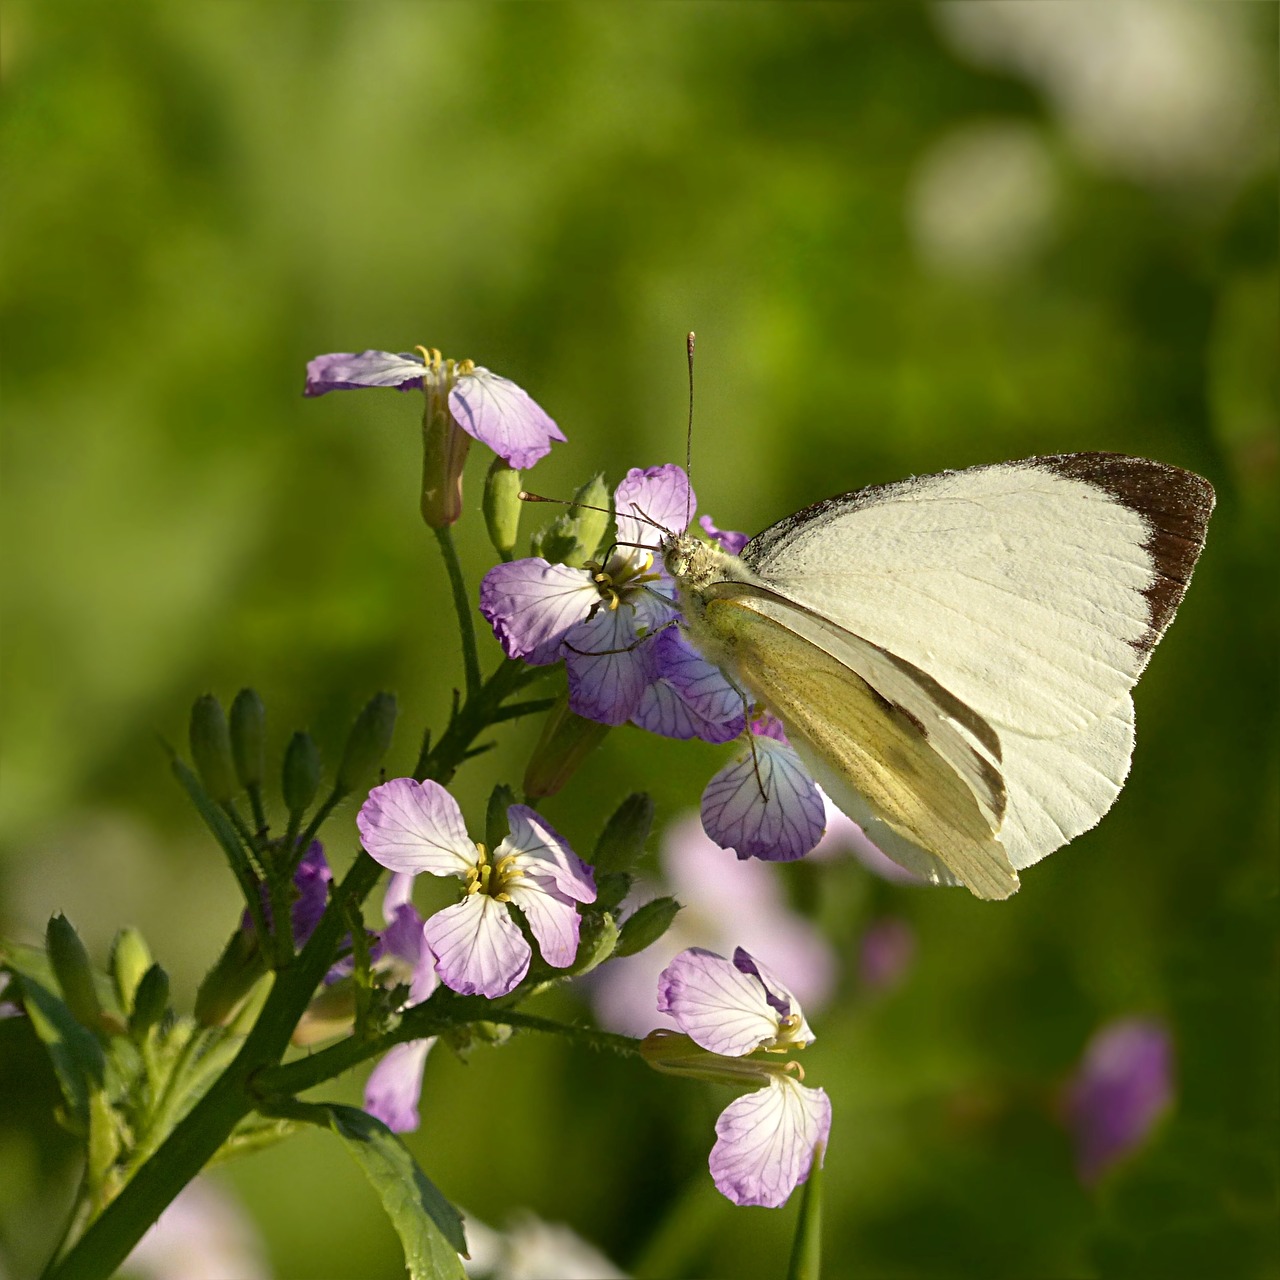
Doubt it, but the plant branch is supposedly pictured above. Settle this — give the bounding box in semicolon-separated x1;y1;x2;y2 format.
433;524;482;700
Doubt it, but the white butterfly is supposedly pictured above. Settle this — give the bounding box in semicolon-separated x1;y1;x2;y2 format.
665;453;1214;900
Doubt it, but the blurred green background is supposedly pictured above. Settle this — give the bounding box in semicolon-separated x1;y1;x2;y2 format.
2;2;1277;1277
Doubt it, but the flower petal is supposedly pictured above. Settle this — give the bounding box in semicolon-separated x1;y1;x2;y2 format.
564;604;656;726
480;559;598;665
358;778;477;878
710;1078;831;1208
304;350;426;396
732;947;814;1044
614;465;695;550
638;628;746;742
448;367;565;469
364;1039;435;1134
657;947;781;1057
505;880;582;969
701;737;825;861
425;896;530;998
698;514;748;556
502;805;596;902
382;872;416;924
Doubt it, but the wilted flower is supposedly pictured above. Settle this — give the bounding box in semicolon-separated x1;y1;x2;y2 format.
1065;1016;1174;1184
591;812;834;1037
358;778;596;998
304;347;563;470
651;947;831;1208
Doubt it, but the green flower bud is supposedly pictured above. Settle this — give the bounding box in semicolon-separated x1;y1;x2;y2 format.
282;731;322;818
189;694;236;804
47;914;103;1030
483;458;523;560
530;473;611;567
194;928;264;1027
594;870;633;914
127;964;170;1038
109;927;152;1013
569;911;619;976
335;693;398;794
486;783;518;852
593;793;654;875
292;979;357;1046
523;694;610;799
229;688;266;791
614;896;681;958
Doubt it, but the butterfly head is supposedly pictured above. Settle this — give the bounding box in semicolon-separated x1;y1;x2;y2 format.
663;532;738;591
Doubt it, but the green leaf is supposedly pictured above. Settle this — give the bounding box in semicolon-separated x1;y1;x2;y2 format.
3;959;105;1131
786;1142;824;1280
286;1101;467;1278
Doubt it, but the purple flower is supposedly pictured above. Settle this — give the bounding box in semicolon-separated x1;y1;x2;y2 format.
1065;1016;1175;1184
698;514;748;556
357;778;595;999
591;812;835;1037
363;895;441;1134
241;841;332;948
304;347;564;470
699;719;826;862
655;947;831;1208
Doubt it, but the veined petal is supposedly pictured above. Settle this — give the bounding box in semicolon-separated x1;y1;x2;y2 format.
565;605;654;726
631;678;743;744
641;628;746;742
382;872;416;924
502;806;596;902
304;350;426;396
615;465;695;551
480;559;598;665
358;778;477;878
364;1039;435;1134
698;514;748;556
506;880;582;969
657;948;782;1057
425;896;530;998
732;948;814;1044
710;1078;831;1208
448;367;565;469
406;933;440;1007
701;737;825;862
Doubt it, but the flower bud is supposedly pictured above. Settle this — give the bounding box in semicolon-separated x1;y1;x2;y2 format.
47;914;103;1030
189;694;236;804
291;979;357;1046
128;963;170;1038
230;688;266;791
282;731;322;818
615;896;681;958
335;693;398;794
194;928;264;1027
569;912;619;976
483;458;523;559
420;391;470;529
523;695;610;799
109;927;153;1013
530;473;610;567
592;793;654;875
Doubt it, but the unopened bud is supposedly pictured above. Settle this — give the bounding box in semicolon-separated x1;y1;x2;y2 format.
593;793;654;875
189;694;235;804
483;458;523;559
615;896;681;958
109;928;153;1013
292;980;357;1046
530;473;610;567
569;912;619;975
47;914;103;1030
128;964;170;1038
282;731;322;818
335;693;398;794
523;695;610;799
194;929;264;1027
230;688;266;790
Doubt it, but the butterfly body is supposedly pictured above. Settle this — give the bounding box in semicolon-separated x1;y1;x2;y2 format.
665;453;1214;900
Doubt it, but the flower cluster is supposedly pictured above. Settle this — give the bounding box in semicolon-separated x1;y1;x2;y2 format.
645;947;831;1208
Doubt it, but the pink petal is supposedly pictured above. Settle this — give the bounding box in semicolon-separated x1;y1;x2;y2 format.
358;779;477;877
656;948;781;1057
503;806;596;902
710;1079;831;1208
564;604;655;725
698;514;748;556
480;560;599;665
304;350;426;396
614;465;695;551
506;880;582;969
364;1039;435;1134
425;896;530;998
448;367;565;469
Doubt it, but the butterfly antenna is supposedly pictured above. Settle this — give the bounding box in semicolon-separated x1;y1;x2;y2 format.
685;331;696;530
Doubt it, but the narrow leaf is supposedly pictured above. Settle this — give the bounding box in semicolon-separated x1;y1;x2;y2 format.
786;1141;824;1280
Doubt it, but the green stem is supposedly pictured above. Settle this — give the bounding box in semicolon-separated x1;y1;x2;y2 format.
433;524;482;700
44;658;529;1280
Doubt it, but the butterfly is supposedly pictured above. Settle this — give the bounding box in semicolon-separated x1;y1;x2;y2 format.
664;453;1214;900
